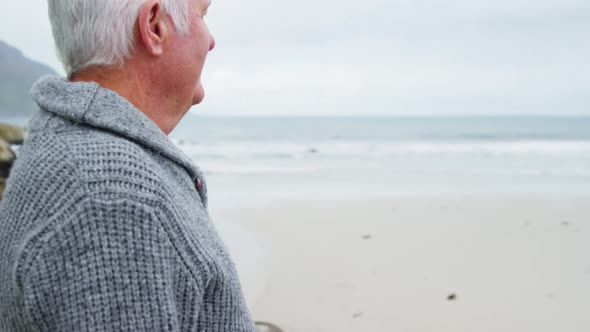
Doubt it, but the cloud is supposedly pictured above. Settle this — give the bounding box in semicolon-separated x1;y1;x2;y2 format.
2;0;589;115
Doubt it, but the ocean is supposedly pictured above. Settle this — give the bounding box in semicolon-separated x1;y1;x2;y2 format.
3;115;590;205
169;115;590;206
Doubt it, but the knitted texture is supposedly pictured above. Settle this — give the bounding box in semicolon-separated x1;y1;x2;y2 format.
0;76;255;331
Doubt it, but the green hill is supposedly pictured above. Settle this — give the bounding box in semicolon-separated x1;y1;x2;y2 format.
0;40;57;116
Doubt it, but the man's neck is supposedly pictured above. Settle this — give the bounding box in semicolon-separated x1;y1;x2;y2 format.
70;65;186;135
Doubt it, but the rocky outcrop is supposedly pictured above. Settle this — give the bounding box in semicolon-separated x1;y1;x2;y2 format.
0;178;5;200
0;139;14;176
0;123;25;144
0;123;23;200
0;140;14;200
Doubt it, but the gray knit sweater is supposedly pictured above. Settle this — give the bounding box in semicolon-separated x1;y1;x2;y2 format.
0;76;255;331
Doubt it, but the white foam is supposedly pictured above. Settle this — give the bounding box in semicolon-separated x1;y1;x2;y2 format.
174;139;590;160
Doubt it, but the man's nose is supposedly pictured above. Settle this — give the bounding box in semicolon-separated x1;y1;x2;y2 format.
209;35;215;51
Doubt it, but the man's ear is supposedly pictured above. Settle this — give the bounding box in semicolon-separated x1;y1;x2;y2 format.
137;0;168;56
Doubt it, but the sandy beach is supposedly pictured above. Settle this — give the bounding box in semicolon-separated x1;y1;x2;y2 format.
214;196;590;332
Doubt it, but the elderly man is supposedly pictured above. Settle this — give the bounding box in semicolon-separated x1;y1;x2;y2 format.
0;0;257;331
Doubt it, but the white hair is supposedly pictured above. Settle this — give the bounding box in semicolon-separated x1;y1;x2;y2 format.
48;0;190;76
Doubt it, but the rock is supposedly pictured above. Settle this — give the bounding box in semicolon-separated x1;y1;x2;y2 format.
1;139;16;179
0;125;23;200
307;147;319;154
0;123;25;144
0;178;5;201
447;293;457;301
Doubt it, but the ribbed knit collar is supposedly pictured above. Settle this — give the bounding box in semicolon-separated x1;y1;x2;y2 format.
30;75;208;206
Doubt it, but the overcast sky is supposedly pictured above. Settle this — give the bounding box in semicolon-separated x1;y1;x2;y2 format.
1;0;589;116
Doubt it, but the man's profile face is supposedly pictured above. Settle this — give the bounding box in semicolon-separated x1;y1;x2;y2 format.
166;0;215;109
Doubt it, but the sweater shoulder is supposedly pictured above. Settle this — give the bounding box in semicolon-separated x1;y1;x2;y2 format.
20;124;172;202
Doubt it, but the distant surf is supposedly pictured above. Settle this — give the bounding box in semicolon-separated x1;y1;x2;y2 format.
169;116;590;197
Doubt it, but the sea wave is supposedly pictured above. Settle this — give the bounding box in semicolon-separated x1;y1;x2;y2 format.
173;139;590;160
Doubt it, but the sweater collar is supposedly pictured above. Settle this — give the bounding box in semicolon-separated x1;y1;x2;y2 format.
30;75;208;206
